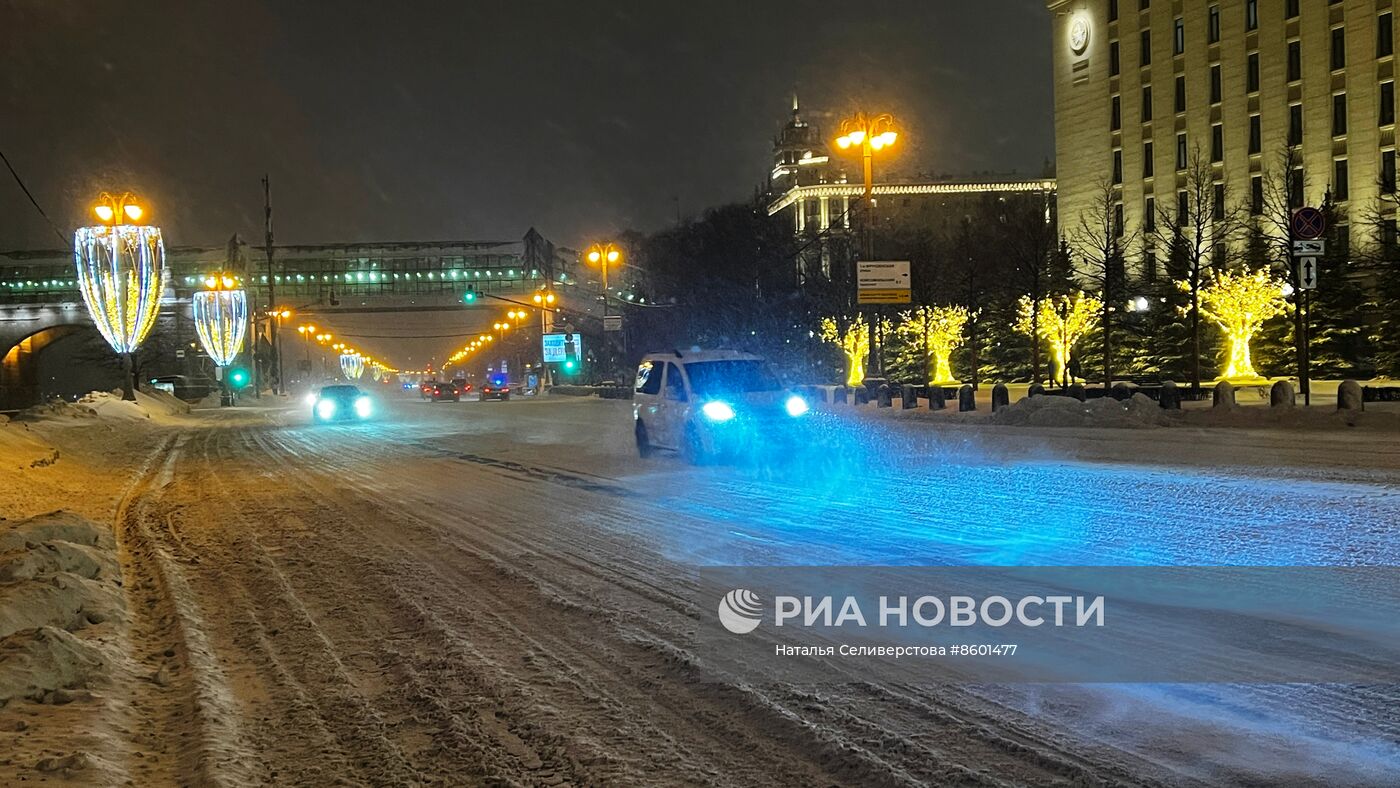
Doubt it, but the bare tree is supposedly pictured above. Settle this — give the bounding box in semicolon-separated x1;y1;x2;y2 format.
1151;146;1247;393
1070;179;1138;388
1001;190;1065;383
1255;145;1310;383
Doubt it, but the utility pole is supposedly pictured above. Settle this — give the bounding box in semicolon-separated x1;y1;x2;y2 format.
263;175;281;395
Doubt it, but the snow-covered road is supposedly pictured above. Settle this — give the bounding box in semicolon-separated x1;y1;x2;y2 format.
6;394;1400;785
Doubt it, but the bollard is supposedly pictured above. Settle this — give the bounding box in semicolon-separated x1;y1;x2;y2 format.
1269;379;1296;408
901;384;918;409
958;384;976;412
854;387;869;406
1159;380;1181;410
991;383;1010;411
1338;379;1364;411
876;384;892;408
1111;382;1133;401
1067;383;1086;402
833;385;848;405
1213;380;1236;409
1028;383;1045;398
928;385;946;410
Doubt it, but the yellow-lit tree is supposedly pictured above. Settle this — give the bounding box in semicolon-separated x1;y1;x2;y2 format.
820;315;870;387
1016;291;1103;386
898;306;972;385
1191;267;1289;381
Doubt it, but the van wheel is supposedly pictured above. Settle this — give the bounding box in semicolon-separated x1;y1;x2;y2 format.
682;424;710;465
635;421;654;458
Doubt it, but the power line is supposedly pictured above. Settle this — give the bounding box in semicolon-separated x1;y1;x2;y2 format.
0;146;69;249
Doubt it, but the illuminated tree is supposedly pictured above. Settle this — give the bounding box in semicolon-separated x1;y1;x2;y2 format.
820;316;870;387
898;306;972;384
1192;267;1289;381
1016;291;1103;386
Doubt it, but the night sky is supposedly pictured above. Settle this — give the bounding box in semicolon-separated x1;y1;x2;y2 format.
1;1;1053;252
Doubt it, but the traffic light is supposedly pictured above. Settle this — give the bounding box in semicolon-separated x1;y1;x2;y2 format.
462;286;477;304
562;358;578;374
228;367;250;387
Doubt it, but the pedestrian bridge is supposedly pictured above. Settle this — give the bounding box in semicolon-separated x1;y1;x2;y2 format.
0;230;626;408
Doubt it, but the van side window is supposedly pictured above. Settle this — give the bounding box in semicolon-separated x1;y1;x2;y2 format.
635;361;662;395
664;363;687;401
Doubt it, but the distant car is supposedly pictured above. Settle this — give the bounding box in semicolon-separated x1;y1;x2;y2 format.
632;350;812;464
311;384;374;422
479;374;510;401
419;380;436;399
450;378;472;394
423;381;460;402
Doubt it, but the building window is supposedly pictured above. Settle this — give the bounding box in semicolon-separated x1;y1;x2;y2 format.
1176;133;1188;170
1246;0;1258;31
1175;75;1186;113
1287;0;1299;20
1290;167;1305;208
1177;190;1189;224
1113;149;1123;184
1210;64;1222;104
1383;149;1397;192
1385;220;1398;248
1144;250;1158;282
1111;95;1121;130
1247;52;1260;93
1208;5;1220;44
1114;203;1125;237
1288;40;1302;82
1337;224;1350;257
1140;0;1149;8
1332;27;1347;71
1381;13;1394;58
1383;81;1396;126
1213;184;1225;221
1248;114;1262;154
1211;124;1224;163
1289;104;1303;146
1145;197;1156;232
1333;93;1348;137
1109;0;1119;23
1141;30;1152;66
1142;85;1153;121
1110;41;1121;76
1334;158;1349;201
1174;18;1185;55
1143;142;1154;177
1251;175;1264;215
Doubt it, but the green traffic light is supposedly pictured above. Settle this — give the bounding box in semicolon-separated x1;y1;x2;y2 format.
229;368;249;386
563;360;577;372
462;290;477;303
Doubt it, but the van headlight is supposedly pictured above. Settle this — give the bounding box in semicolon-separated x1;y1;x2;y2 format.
701;401;736;422
354;396;372;418
784;395;810;417
315;399;337;420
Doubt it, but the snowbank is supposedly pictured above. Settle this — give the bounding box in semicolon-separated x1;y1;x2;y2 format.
13;387;189;425
990;393;1172;429
0;511;121;705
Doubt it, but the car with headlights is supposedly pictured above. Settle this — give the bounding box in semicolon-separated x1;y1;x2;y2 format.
422;380;460;402
310;384;374;422
632;350;812;463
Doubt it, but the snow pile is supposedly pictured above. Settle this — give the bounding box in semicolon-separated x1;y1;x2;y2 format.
0;511;121;705
15;387;189;425
990;393;1171;429
0;424;60;469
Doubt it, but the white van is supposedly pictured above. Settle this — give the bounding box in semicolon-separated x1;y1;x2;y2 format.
632;350;812;463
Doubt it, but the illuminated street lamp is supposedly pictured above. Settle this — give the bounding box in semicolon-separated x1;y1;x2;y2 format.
192;272;249;389
834;111;898;379
586;242;623;375
74;192;166;401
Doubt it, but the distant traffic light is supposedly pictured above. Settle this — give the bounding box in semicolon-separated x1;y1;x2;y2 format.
562;359;577;373
462;287;477;304
228;367;250;387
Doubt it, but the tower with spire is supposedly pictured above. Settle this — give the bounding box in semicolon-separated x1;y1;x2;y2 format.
767;92;839;199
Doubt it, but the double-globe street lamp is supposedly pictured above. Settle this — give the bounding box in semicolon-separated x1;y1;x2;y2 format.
834;112;898;380
585;242;622;377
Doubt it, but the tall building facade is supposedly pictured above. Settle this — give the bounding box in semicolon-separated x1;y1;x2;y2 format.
1048;0;1399;263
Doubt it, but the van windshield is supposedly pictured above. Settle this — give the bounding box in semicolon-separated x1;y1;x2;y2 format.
684;360;781;396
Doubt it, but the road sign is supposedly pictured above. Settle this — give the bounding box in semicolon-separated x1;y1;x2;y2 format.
1298;257;1319;290
603;314;623;332
857;260;912;304
1292;239;1324;256
1291;207;1326;240
542;332;583;363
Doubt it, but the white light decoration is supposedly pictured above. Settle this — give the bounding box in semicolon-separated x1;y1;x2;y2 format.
73;225;168;355
191;281;248;367
340;352;365;379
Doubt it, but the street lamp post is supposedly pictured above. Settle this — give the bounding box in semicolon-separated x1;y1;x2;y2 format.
835;112;898;380
533;289;556;386
585;242;622;379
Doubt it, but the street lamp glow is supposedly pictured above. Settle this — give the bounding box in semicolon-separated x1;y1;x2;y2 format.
94;205;114;222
